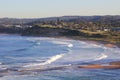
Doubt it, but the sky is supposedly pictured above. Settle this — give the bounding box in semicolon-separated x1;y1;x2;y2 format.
0;0;120;18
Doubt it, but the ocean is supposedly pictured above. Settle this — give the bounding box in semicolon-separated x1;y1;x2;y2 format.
0;35;120;80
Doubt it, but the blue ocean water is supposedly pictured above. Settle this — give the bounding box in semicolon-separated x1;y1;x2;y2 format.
0;35;120;80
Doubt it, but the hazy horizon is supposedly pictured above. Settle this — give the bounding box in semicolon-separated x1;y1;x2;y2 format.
0;0;120;18
0;15;120;19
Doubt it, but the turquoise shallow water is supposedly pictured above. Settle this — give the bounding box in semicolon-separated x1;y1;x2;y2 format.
0;35;120;80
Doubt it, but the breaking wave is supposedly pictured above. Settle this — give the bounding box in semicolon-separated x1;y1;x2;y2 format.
94;53;108;60
24;54;65;67
51;41;74;48
67;43;73;48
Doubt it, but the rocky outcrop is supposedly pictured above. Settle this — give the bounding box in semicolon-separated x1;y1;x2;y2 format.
78;61;120;69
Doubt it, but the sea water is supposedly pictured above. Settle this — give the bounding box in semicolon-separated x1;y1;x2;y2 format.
0;35;120;80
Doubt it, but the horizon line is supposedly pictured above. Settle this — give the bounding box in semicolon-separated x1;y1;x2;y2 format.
0;15;120;19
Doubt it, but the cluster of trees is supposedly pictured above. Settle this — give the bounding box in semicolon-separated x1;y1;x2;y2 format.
27;16;120;32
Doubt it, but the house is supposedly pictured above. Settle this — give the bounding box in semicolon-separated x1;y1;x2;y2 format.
104;28;110;31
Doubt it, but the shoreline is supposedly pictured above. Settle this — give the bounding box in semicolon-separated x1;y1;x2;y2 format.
0;33;119;48
54;36;120;48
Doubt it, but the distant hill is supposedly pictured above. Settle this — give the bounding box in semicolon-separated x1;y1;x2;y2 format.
0;18;38;25
0;15;120;25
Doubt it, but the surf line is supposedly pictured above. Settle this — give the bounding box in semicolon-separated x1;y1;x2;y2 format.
24;54;65;67
21;61;120;72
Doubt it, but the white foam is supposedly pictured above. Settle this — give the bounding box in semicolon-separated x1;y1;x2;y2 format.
26;38;36;42
52;41;74;48
52;41;70;45
82;43;102;48
67;43;73;48
0;62;2;65
24;54;64;67
94;53;108;60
